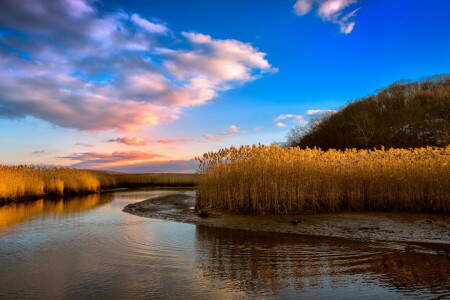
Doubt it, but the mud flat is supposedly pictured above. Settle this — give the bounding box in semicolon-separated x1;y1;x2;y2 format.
123;191;450;247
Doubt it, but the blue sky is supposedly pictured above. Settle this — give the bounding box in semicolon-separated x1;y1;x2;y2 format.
0;0;449;172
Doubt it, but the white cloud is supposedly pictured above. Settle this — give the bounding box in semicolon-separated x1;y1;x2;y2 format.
274;114;304;122
131;14;168;34
0;0;275;131
276;122;288;128
220;125;243;135
293;0;360;34
306;109;338;115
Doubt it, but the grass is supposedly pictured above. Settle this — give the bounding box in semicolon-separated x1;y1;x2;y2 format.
196;144;450;214
0;165;198;202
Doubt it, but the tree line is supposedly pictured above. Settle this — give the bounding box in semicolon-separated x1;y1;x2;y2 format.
286;75;450;149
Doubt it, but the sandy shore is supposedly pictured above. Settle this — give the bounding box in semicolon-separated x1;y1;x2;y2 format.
123;191;450;248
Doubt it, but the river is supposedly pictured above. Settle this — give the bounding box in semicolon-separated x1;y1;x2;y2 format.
0;189;449;299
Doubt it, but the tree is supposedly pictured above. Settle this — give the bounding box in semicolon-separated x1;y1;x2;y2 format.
286;75;450;149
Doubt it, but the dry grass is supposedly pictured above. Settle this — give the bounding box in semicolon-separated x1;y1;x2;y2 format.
0;166;197;201
0;166;115;199
196;145;450;214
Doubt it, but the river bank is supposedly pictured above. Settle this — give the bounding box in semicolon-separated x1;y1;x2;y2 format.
123;191;450;248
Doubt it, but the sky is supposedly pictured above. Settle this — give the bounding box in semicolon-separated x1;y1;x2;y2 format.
0;0;449;173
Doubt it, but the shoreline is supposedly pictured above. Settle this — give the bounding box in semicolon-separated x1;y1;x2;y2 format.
123;192;450;249
0;186;196;206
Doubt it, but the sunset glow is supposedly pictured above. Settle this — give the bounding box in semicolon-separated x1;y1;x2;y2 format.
0;0;449;172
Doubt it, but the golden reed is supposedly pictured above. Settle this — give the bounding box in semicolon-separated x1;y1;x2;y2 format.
0;166;115;199
196;145;450;214
0;166;198;201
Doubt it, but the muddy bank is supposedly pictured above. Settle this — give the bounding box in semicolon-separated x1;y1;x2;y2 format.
123;192;450;247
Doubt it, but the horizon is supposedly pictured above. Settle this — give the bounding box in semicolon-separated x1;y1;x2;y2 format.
1;0;449;173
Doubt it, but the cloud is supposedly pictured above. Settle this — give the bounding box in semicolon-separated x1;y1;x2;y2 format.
203;125;245;141
76;142;94;147
131;14;168;34
62;151;162;168
108;137;148;146
101;160;198;173
293;0;360;34
31;150;48;157
305;109;338;115
274;114;304;123
254;126;263;131
220;125;244;135
0;0;274;131
274;114;307;127
293;0;314;15
203;134;223;141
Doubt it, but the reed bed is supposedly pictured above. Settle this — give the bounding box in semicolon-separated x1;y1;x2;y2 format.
114;173;199;187
0;166;116;200
196;145;450;214
0;165;197;202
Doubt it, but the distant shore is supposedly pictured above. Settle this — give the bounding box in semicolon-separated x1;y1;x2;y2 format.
123;192;450;247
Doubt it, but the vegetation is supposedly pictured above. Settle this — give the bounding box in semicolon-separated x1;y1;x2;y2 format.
196;144;450;214
286;75;450;149
0;165;197;202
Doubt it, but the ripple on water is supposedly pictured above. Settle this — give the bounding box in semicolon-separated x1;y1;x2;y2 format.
0;189;449;300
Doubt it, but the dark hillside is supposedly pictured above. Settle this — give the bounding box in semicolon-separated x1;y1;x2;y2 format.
287;75;450;149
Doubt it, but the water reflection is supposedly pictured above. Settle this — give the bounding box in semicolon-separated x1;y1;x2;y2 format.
0;193;113;229
195;226;450;299
0;189;449;299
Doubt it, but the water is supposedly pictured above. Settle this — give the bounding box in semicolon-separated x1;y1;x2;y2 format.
0;189;449;299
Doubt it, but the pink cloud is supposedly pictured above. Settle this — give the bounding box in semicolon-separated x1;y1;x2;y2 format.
0;0;275;131
108;137;148;146
62;151;162;168
203;134;223;141
101;160;198;173
293;0;313;15
276;122;288;128
220;125;244;135
293;0;360;34
203;125;245;141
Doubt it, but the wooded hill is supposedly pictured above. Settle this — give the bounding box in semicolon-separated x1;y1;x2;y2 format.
287;75;450;149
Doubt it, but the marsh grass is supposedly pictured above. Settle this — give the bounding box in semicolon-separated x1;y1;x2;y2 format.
196;145;450;214
0;166;197;201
